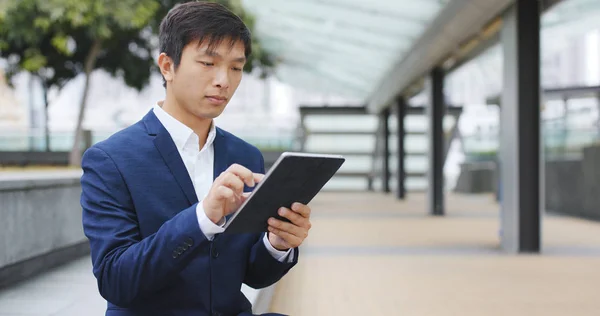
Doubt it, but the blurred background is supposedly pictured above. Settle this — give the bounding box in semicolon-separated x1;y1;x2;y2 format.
1;0;600;315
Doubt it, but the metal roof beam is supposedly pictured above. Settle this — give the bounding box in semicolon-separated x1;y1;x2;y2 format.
367;0;571;112
366;0;514;112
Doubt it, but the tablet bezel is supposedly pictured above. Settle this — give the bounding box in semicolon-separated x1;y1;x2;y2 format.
222;152;344;232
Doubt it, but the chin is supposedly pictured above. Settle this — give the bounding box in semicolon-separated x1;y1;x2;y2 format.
194;109;224;120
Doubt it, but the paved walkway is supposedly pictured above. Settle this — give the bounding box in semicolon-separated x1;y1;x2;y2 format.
269;192;600;315
0;257;105;316
2;192;600;315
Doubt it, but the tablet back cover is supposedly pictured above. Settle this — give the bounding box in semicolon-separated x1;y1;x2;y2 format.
224;154;344;234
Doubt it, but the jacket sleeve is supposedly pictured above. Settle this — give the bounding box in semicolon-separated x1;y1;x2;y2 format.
80;146;209;307
243;152;299;289
243;238;299;289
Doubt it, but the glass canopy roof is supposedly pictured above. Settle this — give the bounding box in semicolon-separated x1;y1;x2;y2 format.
241;0;451;101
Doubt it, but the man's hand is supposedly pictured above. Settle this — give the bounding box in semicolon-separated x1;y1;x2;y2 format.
203;164;264;224
268;203;312;251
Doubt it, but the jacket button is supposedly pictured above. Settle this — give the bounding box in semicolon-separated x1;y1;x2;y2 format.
177;246;185;254
211;247;219;258
185;237;194;247
172;251;178;259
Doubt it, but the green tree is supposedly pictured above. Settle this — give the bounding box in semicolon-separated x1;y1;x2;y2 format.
0;0;79;151
0;0;273;166
41;0;160;166
0;0;159;165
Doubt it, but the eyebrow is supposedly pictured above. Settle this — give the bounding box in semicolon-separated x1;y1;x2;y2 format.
202;51;246;63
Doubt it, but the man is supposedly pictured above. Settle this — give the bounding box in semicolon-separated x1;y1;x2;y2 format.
80;2;311;315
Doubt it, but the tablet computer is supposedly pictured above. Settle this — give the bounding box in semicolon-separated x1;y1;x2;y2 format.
223;152;345;234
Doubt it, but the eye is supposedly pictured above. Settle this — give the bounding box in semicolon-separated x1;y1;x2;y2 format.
232;67;242;72
200;61;214;66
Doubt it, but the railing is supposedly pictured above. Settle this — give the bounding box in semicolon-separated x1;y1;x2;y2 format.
0;129;108;152
228;130;299;152
0;129;299;152
462;126;600;161
296;106;379;191
369;105;464;193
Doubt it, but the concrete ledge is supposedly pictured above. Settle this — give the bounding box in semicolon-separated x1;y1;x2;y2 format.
582;145;600;220
0;170;81;180
545;158;584;216
0;171;87;288
0;151;70;166
454;161;497;194
0;173;81;191
454;145;600;220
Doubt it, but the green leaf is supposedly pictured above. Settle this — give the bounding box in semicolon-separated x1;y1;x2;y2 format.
34;17;52;32
97;24;112;39
22;49;47;71
51;34;71;55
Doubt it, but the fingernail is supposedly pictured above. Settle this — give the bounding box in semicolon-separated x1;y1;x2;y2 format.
278;208;285;215
268;218;275;225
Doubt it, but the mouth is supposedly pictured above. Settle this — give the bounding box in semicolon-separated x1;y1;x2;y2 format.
206;95;227;105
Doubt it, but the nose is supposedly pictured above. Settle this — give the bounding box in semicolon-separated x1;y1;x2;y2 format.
213;68;230;89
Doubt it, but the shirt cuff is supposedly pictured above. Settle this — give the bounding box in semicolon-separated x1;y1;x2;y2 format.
263;233;294;263
196;202;225;241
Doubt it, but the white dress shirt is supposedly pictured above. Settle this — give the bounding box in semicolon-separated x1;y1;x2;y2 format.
153;104;293;262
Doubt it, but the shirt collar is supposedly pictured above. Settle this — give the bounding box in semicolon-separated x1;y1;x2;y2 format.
153;103;217;152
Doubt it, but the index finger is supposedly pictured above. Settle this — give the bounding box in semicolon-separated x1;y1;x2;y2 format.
253;173;265;183
225;164;256;187
291;203;311;218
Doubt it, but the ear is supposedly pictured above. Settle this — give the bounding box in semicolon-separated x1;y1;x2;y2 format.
158;53;175;83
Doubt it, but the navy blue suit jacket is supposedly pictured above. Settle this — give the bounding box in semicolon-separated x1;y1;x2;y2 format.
80;110;297;316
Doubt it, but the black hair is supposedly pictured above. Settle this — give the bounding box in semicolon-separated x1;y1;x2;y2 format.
158;1;252;87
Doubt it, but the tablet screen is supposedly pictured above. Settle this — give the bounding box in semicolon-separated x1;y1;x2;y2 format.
223;152;345;234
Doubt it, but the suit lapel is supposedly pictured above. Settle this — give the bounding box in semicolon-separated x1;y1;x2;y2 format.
154;133;198;205
144;110;198;206
213;128;235;222
213;127;229;181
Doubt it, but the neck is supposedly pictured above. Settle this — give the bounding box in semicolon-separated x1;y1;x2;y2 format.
159;97;212;149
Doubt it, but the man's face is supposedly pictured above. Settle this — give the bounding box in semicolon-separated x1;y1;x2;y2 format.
167;39;246;119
